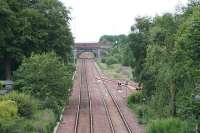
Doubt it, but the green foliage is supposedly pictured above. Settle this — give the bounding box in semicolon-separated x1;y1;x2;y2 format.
134;17;151;33
0;0;74;79
0;81;3;89
0;109;56;133
30;109;56;133
128;92;158;124
99;34;130;66
174;7;200;125
128;2;200;131
1;92;39;118
122;46;134;66
0;100;20;133
0;0;73;131
14;52;74;113
146;118;189;133
0;92;56;132
128;32;148;81
42;96;61;115
0;100;18;121
101;50;122;65
99;34;128;47
128;99;157;124
104;56;119;65
127;92;143;104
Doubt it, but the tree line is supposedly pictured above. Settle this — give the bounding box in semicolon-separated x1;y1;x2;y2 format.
0;0;74;132
128;1;199;132
100;0;200;132
0;0;74;80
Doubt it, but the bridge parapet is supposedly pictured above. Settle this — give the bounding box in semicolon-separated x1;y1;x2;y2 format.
74;42;112;58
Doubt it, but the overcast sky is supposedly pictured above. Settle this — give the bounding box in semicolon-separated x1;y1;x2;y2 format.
60;0;188;42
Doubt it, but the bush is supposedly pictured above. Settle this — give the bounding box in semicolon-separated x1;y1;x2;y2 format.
0;100;18;121
101;58;106;63
42;96;62;116
146;118;189;133
2;92;39;118
0;81;3;89
14;52;74;112
0;93;57;133
106;56;119;65
1;109;56;133
127;91;143;104
31;109;56;132
0;100;20;133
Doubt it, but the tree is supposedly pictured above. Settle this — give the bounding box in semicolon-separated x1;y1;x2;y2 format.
99;34;128;47
14;52;74;113
99;34;129;65
127;1;199;131
128;17;151;82
128;33;148;81
0;0;74;79
145;13;179;116
175;7;200;128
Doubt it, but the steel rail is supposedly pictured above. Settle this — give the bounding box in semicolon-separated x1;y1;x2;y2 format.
93;61;132;133
74;59;94;133
91;60;115;133
83;59;94;133
74;60;82;133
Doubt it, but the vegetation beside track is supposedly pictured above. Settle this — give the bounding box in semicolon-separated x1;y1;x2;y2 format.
96;60;133;80
0;0;74;132
0;0;74;80
100;1;200;132
0;52;75;133
126;2;200;132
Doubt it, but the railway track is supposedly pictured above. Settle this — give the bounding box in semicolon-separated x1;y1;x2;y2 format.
74;58;132;133
74;59;93;133
92;60;132;133
90;60;115;133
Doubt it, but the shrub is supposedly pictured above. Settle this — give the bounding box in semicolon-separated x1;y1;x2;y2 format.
32;109;56;132
101;57;106;63
2;92;39;118
106;56;119;65
0;81;3;89
2;109;56;133
0;94;56;132
127;91;143;104
0;100;20;133
0;100;18;121
14;52;74;112
146;118;189;133
42;96;62;116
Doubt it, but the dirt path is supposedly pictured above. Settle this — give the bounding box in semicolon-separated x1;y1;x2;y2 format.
56;59;144;133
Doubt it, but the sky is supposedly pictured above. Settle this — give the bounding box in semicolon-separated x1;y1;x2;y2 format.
60;0;188;42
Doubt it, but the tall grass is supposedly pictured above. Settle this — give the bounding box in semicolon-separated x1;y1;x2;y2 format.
146;118;189;133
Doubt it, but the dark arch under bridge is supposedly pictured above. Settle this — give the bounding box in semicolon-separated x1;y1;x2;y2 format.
74;42;112;58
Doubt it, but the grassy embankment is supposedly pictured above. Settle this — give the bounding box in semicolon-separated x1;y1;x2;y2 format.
96;60;133;80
